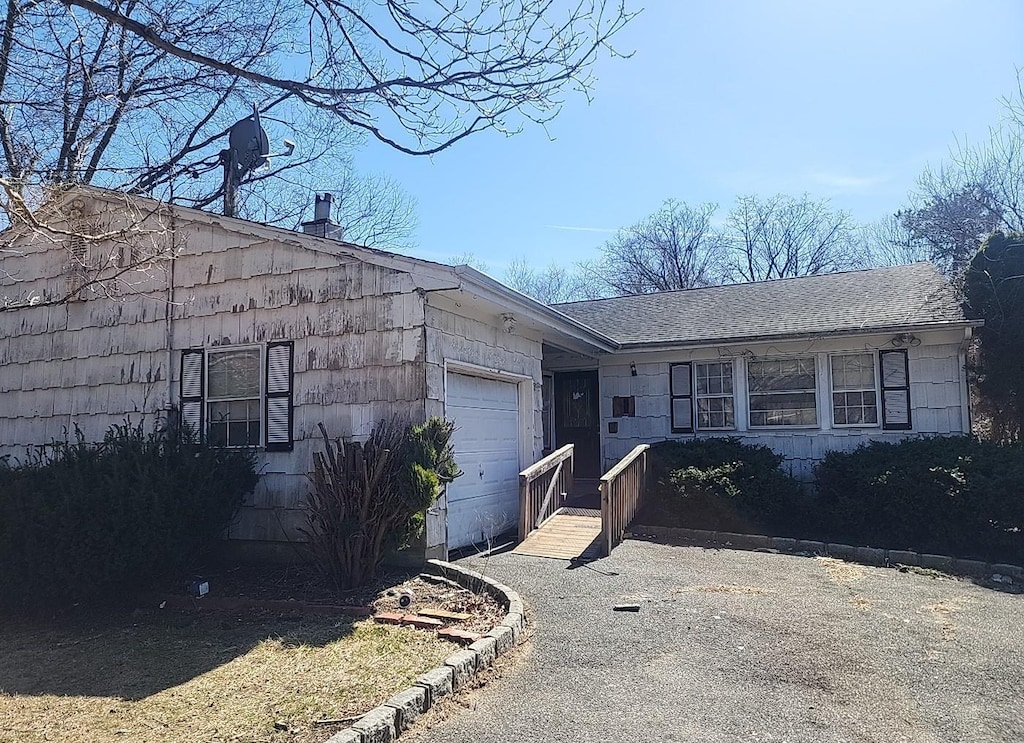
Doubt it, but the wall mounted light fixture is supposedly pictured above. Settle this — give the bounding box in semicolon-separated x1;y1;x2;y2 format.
891;332;921;348
630;362;637;377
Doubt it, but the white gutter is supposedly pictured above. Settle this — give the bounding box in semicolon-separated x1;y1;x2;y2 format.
608;319;982;352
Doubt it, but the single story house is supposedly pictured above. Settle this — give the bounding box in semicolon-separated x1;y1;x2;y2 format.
0;188;977;558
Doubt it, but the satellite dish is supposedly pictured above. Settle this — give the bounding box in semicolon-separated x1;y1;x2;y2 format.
226;105;270;181
219;103;296;217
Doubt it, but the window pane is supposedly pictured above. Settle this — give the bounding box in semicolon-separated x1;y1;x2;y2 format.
832;390;878;427
697;396;735;429
748;358;815;392
720;366;734;394
749;392;817;426
208;349;260;398
832;354;875;390
228;421;248;445
208;422;227;446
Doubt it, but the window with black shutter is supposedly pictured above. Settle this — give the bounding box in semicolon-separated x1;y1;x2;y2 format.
179;342;294;450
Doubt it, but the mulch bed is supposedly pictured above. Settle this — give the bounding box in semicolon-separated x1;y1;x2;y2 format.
140;563;505;635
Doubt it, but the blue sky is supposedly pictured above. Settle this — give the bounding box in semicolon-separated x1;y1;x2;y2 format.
354;1;1024;274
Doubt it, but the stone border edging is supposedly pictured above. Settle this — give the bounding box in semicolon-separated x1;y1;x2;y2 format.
325;559;526;743
627;525;1024;583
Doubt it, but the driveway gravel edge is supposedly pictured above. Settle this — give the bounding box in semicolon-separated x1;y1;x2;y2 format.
629;525;1024;582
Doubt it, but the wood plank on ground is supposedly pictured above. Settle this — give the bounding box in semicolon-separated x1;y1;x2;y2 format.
418;608;472;621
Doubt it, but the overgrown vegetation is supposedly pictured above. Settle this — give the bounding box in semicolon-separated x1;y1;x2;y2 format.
0;421;258;609
964;232;1024;442
638;438;807;534
303;417;462;592
816;436;1024;563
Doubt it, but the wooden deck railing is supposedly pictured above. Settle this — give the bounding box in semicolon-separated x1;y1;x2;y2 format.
518;444;574;541
599;444;650;555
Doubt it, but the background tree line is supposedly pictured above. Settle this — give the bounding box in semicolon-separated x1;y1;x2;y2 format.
492;77;1024;305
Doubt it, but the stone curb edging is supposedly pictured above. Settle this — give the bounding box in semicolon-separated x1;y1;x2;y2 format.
627;525;1024;583
324;559;526;743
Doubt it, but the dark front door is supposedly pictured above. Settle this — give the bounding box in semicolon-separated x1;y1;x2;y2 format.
554;371;601;478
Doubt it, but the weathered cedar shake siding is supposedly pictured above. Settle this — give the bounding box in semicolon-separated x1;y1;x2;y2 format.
423;292;544;459
599;328;970;477
0;202;432;543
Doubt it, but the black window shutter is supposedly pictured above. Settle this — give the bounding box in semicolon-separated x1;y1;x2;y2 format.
265;341;294;451
879;349;912;430
180;349;205;442
670;362;693;433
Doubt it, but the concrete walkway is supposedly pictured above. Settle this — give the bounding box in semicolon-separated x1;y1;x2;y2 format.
408;538;1024;743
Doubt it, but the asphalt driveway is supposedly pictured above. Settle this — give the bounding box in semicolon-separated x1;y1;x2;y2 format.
410;538;1023;743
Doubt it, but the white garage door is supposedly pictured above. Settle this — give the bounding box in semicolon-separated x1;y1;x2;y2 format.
446;373;521;550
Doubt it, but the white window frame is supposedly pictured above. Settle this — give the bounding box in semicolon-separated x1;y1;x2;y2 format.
829;353;880;428
694;360;736;431
746;356;819;429
205;344;264;448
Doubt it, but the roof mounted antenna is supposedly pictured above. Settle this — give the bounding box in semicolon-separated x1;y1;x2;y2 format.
220;104;296;217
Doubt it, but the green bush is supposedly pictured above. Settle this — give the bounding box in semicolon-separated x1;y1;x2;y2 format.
0;421;258;609
641;438;807;533
815;436;1024;561
302;417;462;592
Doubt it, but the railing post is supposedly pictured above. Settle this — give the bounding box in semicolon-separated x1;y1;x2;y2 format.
600;478;611;556
518;473;529;542
566;448;574;506
518;444;575;542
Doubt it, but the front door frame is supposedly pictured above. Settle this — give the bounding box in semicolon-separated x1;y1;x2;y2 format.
552;369;602;479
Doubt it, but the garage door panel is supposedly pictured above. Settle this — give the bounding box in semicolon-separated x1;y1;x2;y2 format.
448;374;518;408
448;451;520;501
452;412;519;452
446;372;522;550
446;490;519;548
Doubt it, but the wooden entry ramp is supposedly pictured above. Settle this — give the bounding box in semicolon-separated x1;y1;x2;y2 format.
513;444;650;560
512;507;601;559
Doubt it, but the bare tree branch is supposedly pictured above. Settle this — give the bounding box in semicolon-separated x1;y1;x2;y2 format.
585;199;728;295
726;194;862;282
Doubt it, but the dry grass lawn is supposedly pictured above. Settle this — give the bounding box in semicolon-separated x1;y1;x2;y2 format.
0;608;453;743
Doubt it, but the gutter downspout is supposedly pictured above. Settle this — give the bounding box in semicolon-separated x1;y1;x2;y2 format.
958;326;974;435
166;204;177;421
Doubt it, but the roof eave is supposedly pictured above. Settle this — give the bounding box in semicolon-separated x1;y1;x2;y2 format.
451;266;620;353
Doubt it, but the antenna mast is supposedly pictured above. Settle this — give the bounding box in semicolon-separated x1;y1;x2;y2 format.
219;105;295;217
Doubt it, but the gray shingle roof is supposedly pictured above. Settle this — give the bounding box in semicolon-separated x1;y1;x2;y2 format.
553;263;970;347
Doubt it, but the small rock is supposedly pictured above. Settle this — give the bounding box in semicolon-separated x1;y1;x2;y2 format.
274;720;289;732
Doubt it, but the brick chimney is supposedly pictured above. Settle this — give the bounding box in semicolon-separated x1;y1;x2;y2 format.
301;193;344;240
